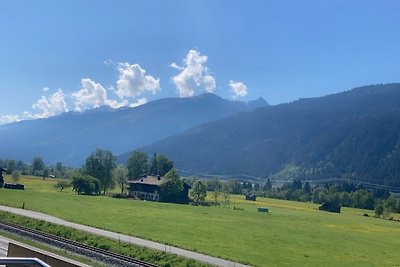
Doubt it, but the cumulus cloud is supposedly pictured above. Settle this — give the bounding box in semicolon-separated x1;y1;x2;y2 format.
0;115;20;124
115;63;160;99
42;87;50;92
171;50;216;97
72;78;128;111
32;89;69;118
229;80;248;98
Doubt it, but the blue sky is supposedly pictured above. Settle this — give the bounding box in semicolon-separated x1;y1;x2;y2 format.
1;0;399;123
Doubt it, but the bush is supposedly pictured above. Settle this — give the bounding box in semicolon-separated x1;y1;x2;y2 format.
71;175;100;195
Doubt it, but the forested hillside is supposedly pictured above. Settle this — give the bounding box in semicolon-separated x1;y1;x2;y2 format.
142;84;400;186
0;93;267;165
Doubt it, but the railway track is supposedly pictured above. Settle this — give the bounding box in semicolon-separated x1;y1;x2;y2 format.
0;220;159;267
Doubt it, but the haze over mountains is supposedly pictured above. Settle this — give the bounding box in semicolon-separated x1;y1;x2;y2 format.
1;83;400;186
139;83;400;186
0;93;268;166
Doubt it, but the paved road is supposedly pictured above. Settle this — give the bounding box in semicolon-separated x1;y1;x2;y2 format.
0;205;250;267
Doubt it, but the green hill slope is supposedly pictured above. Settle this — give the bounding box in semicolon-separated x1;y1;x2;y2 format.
142;84;400;186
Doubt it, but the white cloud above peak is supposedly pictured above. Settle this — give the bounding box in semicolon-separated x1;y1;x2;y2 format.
32;89;69;118
116;63;160;99
229;80;248;98
72;78;127;111
171;50;216;97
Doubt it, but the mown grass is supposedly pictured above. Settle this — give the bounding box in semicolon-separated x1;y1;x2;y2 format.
1;175;400;266
0;211;207;267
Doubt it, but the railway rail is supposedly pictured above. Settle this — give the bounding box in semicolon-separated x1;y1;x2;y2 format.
0;220;159;267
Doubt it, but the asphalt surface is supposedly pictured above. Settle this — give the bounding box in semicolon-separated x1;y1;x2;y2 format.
0;205;250;267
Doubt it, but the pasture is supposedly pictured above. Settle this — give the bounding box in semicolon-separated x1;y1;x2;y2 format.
1;175;399;266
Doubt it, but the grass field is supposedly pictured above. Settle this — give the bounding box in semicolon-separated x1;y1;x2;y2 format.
1;175;400;266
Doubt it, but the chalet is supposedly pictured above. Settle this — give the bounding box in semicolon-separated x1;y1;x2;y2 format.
128;176;163;201
128;175;191;203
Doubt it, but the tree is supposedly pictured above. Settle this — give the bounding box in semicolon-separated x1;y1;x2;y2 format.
206;178;222;191
85;149;116;194
211;189;220;205
149;153;173;176
11;170;20;183
159;169;187;203
6;160;16;174
71;175;100;195
190;180;207;204
112;165;128;194
263;179;272;191
32;156;45;176
55;162;66;178
149;153;158;175
127;151;148;179
303;181;311;194
43;168;49;180
54;180;71;192
374;203;384;218
221;190;231;207
155;154;173;176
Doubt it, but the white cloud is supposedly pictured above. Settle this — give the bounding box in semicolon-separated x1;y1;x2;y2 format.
171;50;216;97
229;80;248;98
170;62;184;70
72;78;128;111
103;58;113;66
129;98;147;108
116;63;160;99
32;89;69;118
42;87;50;92
0;115;20;124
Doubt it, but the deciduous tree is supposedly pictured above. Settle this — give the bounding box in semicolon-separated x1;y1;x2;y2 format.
190;180;207;204
54;180;71;192
11;170;20;183
85;149;115;194
159;169;187;203
113;165;128;194
127;151;148;179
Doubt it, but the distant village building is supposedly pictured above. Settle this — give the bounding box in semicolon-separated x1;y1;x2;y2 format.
245;193;257;201
128;176;163;201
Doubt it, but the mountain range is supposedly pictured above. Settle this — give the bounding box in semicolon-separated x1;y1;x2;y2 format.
0;94;268;166
2;83;400;187
139;83;400;187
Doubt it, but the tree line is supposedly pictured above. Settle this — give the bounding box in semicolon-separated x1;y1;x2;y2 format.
201;178;400;218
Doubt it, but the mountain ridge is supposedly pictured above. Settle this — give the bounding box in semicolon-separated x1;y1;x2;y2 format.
138;83;400;186
0;93;268;165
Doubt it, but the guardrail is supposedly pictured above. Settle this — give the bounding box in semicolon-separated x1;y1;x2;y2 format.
0;257;51;266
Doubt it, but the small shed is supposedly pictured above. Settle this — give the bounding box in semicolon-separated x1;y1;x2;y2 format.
245;193;257;201
319;202;341;213
257;207;269;212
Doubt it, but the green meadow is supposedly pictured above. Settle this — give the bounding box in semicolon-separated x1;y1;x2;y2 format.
1;175;400;266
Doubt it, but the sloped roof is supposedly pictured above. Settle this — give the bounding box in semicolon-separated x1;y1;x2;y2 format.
128;176;163;186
